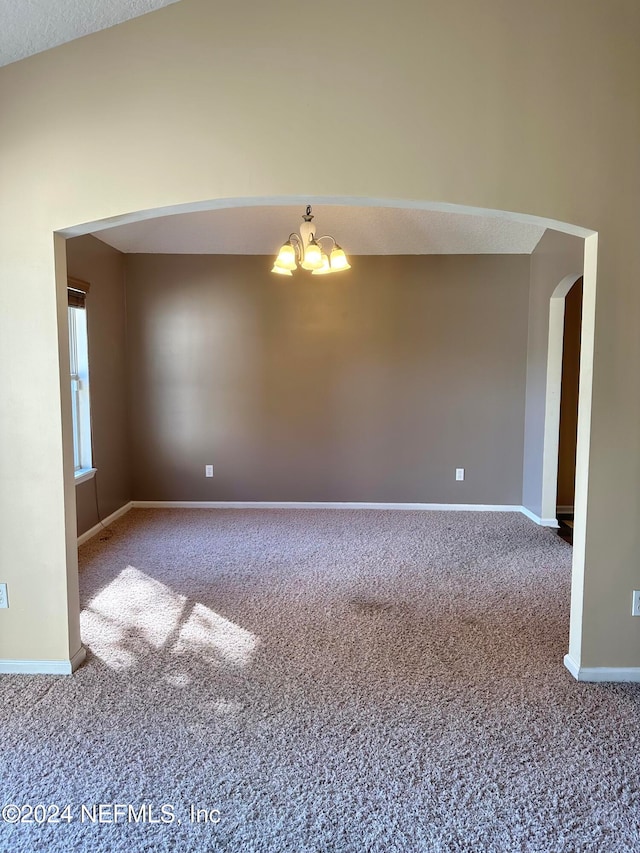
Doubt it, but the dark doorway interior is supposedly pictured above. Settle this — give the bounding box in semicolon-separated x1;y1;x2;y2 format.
557;277;583;544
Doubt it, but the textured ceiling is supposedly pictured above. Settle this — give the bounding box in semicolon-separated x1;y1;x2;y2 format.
93;205;546;256
0;0;181;67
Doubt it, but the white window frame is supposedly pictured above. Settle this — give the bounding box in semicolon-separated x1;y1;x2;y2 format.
68;289;95;483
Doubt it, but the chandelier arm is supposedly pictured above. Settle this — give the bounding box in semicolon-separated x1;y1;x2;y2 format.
315;235;337;251
289;233;304;261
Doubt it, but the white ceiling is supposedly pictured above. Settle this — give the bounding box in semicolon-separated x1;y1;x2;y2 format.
0;0;181;67
92;205;546;256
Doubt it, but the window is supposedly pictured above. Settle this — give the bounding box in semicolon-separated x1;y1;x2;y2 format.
68;278;94;482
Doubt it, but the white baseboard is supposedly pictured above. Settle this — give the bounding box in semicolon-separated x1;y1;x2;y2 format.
77;501;133;546
564;654;640;682
520;506;559;527
0;645;86;675
80;500;559;530
132;500;524;512
563;654;581;679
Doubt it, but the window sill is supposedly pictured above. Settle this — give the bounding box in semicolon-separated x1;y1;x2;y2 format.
74;467;97;485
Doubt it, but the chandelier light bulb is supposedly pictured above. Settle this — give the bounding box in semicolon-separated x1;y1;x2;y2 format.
329;246;351;271
312;253;332;275
301;239;323;270
275;241;297;270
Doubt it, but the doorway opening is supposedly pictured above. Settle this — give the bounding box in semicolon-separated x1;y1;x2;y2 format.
57;197;598;676
556;277;583;544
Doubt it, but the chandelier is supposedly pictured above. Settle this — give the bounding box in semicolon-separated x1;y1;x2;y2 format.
271;206;351;276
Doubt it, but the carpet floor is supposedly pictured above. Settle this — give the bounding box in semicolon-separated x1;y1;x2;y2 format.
1;509;639;852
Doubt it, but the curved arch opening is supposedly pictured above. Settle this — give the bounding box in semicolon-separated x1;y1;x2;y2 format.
60;195;597;242
541;274;584;526
58;196;598;672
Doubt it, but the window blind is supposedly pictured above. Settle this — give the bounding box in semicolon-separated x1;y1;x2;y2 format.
67;276;90;308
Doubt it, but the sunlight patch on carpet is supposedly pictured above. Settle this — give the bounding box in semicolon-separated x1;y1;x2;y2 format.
81;565;259;671
173;602;259;667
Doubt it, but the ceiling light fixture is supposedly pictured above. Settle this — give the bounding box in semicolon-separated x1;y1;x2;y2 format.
272;206;351;276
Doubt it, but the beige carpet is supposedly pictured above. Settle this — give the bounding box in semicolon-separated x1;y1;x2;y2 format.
1;509;639;852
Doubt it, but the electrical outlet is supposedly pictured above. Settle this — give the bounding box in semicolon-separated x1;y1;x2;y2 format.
632;590;640;616
456;468;465;481
205;464;214;478
0;584;8;609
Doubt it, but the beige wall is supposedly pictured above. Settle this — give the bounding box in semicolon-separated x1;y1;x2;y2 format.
66;236;131;536
126;253;529;504
0;0;638;669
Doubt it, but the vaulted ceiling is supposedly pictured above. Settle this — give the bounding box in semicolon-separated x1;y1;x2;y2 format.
0;0;180;67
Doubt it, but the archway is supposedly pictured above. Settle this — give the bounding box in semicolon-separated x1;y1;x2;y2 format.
540;273;584;526
57;196;598;675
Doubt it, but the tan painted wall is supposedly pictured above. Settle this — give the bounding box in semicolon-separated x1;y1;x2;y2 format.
66;236;131;536
0;0;638;668
126;254;529;504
